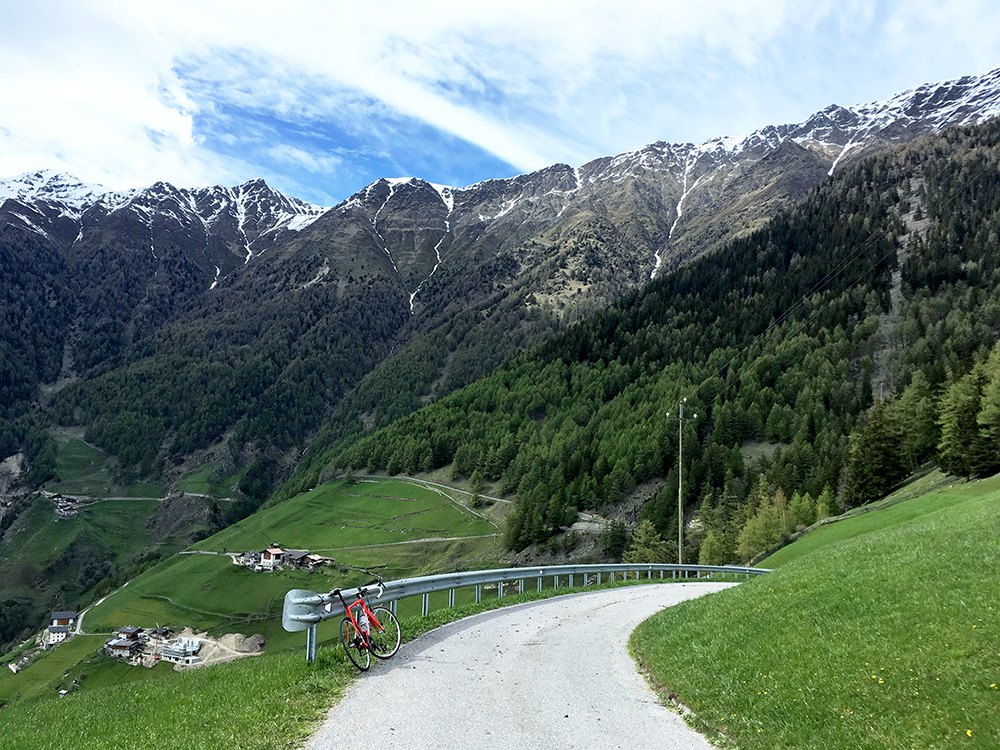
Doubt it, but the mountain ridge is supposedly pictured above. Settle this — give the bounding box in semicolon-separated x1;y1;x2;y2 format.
6;65;999;278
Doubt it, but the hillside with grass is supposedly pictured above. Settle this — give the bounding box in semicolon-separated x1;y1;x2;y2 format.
0;476;503;708
0;430;217;650
0;470;996;748
631;473;1000;749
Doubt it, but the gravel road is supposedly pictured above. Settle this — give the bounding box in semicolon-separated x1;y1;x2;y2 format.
307;581;734;749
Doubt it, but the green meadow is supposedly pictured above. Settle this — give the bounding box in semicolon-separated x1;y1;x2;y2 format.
0;496;160;604
631;473;1000;749
0;477;503;710
46;432;166;498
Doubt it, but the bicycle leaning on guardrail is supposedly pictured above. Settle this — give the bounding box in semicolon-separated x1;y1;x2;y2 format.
333;579;401;671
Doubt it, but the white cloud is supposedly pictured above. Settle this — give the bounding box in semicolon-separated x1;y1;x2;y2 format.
2;0;999;197
265;143;342;174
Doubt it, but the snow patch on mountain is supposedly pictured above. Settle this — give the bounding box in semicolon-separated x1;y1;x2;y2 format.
0;169;108;207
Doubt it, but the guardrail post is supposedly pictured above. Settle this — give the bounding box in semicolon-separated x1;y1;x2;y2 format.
537;576;542;592
449;588;455;607
498;581;503;600
518;579;524;594
306;623;317;664
476;584;482;603
569;573;574;587
422;593;430;616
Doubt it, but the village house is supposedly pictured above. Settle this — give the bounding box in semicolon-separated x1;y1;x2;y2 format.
116;625;144;640
260;546;285;571
50;610;77;629
44;625;71;649
239;545;331;572
302;553;329;569
284;549;308;566
104;637;142;661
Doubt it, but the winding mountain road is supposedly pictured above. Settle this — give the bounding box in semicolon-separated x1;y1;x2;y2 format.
308;582;734;749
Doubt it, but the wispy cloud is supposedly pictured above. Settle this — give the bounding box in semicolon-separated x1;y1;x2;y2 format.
1;1;998;203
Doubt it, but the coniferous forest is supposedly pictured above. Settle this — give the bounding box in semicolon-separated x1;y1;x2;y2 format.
299;121;1000;563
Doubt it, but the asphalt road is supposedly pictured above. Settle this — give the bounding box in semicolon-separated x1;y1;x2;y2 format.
307;581;734;749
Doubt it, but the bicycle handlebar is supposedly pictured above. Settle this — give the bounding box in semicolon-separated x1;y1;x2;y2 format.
331;578;385;605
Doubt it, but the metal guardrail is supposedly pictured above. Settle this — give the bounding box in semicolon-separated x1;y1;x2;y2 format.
283;563;769;662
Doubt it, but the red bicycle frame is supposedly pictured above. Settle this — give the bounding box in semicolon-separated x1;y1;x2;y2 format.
337;585;388;649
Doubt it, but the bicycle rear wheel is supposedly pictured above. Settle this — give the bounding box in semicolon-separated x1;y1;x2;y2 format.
340;616;370;671
369;606;401;659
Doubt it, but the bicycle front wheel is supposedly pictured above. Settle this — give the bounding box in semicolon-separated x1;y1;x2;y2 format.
340;616;370;671
369;606;401;659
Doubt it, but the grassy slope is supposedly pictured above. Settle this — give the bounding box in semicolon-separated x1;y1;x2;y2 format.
631;474;1000;749
46;433;166;498
0;478;502;708
0;497;160;603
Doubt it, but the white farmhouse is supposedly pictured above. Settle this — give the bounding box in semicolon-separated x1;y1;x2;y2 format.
260;547;285;571
44;625;71;648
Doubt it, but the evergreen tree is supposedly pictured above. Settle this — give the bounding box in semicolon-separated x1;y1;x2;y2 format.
938;364;999;478
889;371;939;470
622;520;672;563
599;520;629;560
815;485;834;521
697;530;727;565
789;491;815;530
975;342;1000;447
840;400;908;508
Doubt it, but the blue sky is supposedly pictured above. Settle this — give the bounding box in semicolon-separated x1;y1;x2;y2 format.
2;1;999;206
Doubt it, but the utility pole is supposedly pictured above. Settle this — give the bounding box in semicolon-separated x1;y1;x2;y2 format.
666;398;696;565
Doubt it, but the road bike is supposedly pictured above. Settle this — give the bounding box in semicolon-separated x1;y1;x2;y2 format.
333;579;401;671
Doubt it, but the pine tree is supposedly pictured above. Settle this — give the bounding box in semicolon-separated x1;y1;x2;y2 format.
840;400;907;508
815;485;833;521
789;491;815;530
938;364;999;478
599;520;629;560
623;520;671;563
890;371;939;470
698;530;727;565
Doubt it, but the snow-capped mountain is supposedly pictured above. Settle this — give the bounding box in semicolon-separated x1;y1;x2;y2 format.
5;65;998;303
0;170;326;264
2;64;999;372
315;66;1000;309
0;169;132;214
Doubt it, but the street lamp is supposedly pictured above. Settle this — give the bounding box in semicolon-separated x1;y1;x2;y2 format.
666;398;696;565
